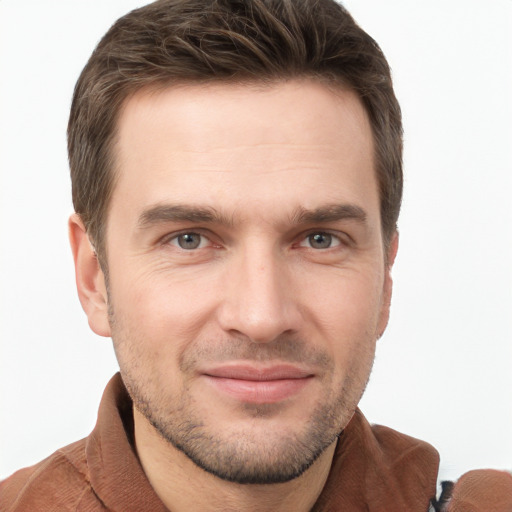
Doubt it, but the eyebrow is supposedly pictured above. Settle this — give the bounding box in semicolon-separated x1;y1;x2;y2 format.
138;204;233;228
290;204;367;225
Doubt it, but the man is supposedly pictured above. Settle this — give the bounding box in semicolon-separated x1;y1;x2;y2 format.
1;0;511;510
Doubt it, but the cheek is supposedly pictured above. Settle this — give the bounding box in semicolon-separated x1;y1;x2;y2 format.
301;268;383;385
306;269;384;336
109;266;222;353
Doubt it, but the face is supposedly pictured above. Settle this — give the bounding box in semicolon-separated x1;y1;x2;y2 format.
85;81;396;484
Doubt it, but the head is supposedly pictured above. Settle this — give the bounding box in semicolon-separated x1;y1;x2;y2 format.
69;0;401;486
68;0;402;267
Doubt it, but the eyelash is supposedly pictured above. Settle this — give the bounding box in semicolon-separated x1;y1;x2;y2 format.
164;231;216;251
297;231;344;250
163;230;347;252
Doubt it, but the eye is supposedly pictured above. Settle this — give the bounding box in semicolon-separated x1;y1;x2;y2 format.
169;232;208;250
299;232;341;249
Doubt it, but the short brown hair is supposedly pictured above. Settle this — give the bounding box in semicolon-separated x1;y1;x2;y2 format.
68;0;402;262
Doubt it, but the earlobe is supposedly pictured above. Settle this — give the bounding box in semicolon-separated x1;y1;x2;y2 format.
68;214;111;337
377;231;399;339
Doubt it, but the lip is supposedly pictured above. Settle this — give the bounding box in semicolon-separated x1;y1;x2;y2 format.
201;364;314;404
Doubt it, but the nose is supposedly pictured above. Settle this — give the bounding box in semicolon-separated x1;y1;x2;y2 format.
217;245;302;344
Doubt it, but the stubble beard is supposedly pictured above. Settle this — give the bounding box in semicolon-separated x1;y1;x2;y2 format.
128;380;348;484
109;307;375;485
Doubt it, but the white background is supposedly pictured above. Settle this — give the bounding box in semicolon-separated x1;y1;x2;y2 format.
1;0;511;483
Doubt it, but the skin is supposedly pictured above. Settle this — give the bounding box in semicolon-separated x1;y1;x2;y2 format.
70;80;398;512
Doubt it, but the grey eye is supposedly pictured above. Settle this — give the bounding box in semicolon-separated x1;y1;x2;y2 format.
176;233;203;250
308;233;333;249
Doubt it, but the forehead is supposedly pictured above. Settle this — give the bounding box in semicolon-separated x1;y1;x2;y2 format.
116;80;372;161
111;80;378;226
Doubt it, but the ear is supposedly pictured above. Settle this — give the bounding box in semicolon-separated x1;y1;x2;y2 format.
69;213;111;337
377;231;399;339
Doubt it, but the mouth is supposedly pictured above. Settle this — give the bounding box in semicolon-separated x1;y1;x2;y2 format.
201;364;314;404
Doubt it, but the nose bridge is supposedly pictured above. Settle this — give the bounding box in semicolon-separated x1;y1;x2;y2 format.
218;239;300;343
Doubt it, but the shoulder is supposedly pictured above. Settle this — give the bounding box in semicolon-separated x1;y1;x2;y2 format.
0;439;105;512
431;469;512;512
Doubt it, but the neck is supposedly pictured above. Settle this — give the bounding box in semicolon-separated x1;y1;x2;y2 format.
133;408;336;512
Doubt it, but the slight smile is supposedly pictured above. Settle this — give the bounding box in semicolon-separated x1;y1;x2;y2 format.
202;364;315;404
